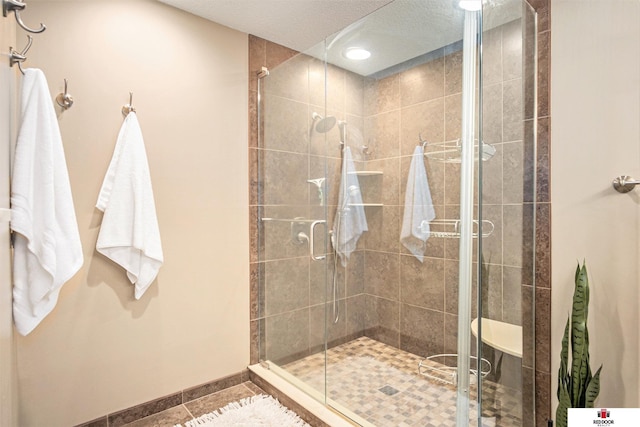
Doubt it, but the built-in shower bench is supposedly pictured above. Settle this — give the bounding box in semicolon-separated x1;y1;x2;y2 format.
471;317;523;358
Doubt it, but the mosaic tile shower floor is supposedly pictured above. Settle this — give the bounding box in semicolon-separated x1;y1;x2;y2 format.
283;337;522;426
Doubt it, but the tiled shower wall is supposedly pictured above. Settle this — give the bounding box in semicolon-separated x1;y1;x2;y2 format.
356;20;527;394
249;36;369;366
528;0;552;425
250;19;527;361
249;0;551;420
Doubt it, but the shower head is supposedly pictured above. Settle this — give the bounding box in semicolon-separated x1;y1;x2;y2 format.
312;112;337;133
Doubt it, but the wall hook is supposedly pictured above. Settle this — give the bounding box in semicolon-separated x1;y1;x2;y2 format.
9;34;32;75
612;175;640;193
3;0;46;33
55;78;74;110
122;92;136;116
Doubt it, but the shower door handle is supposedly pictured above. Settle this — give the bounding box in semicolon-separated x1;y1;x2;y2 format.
309;220;326;261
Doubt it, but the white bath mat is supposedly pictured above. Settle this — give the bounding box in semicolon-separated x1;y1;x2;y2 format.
176;394;310;427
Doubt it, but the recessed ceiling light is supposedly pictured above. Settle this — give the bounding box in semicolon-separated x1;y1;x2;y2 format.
459;0;481;11
344;47;371;60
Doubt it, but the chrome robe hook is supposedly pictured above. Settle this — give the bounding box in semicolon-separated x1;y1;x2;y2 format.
122;92;136;116
3;0;46;33
9;34;32;75
56;79;74;110
612;176;640;193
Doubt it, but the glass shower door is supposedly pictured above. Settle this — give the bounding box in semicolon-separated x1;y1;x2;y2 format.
256;50;332;401
319;1;479;425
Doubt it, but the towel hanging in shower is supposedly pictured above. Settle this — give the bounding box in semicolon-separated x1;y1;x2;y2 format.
332;147;367;267
401;145;435;262
96;112;163;299
11;68;84;336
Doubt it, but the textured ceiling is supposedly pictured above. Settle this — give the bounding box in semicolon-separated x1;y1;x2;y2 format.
158;0;522;76
315;0;468;76
157;0;393;53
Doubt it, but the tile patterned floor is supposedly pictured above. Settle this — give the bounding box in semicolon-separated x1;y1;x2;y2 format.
121;337;521;427
121;382;267;427
284;337;522;426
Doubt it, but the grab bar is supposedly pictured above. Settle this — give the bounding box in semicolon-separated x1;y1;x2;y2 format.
309;220;326;261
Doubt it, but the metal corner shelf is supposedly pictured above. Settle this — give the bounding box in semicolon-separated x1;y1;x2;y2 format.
423;139;496;164
425;219;494;239
348;170;383;176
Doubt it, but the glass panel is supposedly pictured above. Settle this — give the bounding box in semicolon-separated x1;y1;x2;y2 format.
256;50;330;399
320;1;475;425
478;0;537;425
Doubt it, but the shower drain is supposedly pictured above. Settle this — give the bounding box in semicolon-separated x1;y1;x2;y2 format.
378;385;400;396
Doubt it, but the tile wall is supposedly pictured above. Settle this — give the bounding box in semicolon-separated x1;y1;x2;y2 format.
527;0;552;425
357;19;527;396
249;36;369;367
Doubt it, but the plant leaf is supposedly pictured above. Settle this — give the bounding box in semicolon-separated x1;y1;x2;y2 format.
571;263;590;406
561;317;569;369
585;365;602;408
558;317;570;400
558;262;600;412
556;381;571;427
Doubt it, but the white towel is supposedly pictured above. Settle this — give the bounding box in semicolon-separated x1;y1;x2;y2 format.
11;68;84;336
331;147;367;267
96;112;163;299
401;145;435;263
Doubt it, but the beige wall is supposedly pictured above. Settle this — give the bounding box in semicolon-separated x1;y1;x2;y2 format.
15;1;249;425
0;12;18;427
551;0;640;413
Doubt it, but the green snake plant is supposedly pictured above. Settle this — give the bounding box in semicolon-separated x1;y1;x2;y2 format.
556;262;602;427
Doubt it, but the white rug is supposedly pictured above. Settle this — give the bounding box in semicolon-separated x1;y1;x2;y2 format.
176;394;310;427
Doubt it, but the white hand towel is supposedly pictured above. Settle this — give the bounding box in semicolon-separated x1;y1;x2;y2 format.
401;145;435;263
11;68;84;336
96;112;163;299
331;147;368;267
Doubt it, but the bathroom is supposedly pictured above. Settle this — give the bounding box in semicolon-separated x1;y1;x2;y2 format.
0;0;638;426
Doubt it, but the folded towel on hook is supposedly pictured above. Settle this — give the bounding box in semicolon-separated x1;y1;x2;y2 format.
11;68;84;336
96;112;163;299
401;145;435;263
331;147;368;267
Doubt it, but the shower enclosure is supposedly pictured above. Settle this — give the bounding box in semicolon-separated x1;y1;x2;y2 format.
252;0;537;425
